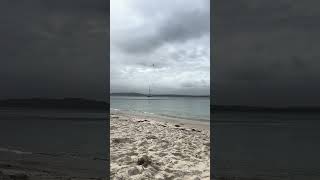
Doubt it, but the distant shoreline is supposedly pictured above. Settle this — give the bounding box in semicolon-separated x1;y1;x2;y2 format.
212;105;320;113
0;98;109;111
110;92;209;97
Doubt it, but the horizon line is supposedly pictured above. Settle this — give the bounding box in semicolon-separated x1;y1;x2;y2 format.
110;92;210;96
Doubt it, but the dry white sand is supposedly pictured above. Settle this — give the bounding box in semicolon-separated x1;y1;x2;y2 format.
110;111;210;180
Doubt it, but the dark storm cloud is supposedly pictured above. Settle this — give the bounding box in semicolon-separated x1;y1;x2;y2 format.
214;0;320;106
0;0;108;100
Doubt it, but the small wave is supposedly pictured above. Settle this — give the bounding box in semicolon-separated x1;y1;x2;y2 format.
143;111;155;115
0;147;32;155
132;110;155;116
34;152;106;161
111;98;169;100
158;113;209;122
0;147;106;162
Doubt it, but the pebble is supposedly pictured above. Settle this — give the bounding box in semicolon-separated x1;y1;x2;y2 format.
127;167;140;176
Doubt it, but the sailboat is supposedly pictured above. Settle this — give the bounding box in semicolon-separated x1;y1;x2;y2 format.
147;64;154;97
147;86;152;97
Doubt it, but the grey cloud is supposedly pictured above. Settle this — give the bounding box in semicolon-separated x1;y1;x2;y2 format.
111;0;209;95
215;0;320;34
214;0;320;106
115;8;209;54
0;0;108;100
181;79;209;88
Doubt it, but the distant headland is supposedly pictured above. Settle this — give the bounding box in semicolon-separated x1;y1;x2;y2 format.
111;92;209;97
211;105;320;113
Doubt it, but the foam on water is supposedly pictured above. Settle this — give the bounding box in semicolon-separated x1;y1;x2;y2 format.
0;147;32;155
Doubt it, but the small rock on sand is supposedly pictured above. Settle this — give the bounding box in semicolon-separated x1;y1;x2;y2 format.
127;167;140;176
146;135;158;139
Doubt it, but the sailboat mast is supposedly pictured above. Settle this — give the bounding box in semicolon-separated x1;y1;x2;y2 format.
147;64;154;97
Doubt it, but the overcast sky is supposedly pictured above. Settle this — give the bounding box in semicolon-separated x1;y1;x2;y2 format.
0;0;107;100
110;0;210;95
214;0;320;106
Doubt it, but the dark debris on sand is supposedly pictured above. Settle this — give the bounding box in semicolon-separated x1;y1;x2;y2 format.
191;128;202;132
137;155;152;167
137;120;149;123
112;138;133;144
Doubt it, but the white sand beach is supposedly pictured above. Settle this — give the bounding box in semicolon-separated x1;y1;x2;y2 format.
110;111;210;180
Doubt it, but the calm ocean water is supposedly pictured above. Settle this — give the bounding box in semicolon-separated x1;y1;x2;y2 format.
0;108;107;176
110;96;210;121
214;112;320;180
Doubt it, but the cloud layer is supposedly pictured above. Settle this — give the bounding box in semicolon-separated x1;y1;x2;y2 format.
213;0;320;106
0;0;108;100
111;0;210;95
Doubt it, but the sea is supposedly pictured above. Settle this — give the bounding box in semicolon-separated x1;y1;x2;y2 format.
0;108;107;177
110;95;210;121
214;111;320;180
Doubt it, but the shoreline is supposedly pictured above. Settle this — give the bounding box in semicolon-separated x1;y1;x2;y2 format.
110;109;210;130
110;110;210;179
0;151;106;179
0;109;107;180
